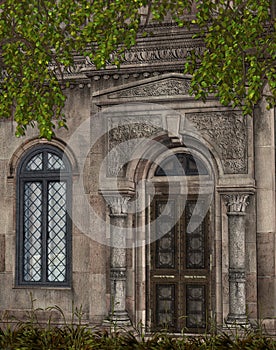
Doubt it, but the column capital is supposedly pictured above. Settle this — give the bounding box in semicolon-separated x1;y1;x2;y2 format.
224;193;250;213
105;194;131;216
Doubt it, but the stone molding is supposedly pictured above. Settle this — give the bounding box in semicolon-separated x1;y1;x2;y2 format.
224;193;249;213
48;24;204;81
110;269;127;280
186;111;247;174
228;269;246;282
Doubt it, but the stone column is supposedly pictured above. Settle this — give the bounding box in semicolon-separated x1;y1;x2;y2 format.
224;193;250;325
105;195;131;326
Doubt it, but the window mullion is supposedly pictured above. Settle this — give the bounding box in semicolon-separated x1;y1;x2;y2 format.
18;179;25;284
42;178;48;284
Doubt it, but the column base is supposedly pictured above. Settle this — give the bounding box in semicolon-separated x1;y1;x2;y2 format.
103;311;132;327
226;313;249;326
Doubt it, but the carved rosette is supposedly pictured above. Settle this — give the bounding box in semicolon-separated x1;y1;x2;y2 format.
186;111;247;174
224;194;249;213
105;195;130;216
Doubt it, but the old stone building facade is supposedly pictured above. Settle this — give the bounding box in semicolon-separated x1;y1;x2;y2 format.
0;23;275;333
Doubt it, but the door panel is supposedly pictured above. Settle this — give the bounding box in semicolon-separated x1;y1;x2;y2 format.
149;196;210;333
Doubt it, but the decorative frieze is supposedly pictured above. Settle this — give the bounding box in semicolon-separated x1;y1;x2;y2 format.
186;111;247;174
120;43;203;65
107;78;191;99
49;23;204;81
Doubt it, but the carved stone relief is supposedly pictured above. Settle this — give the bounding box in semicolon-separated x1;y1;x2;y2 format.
224;193;249;213
53;23;204;81
121;43;203;65
186;111;247;174
105;195;131;215
107;110;248;177
107;116;162;177
110;270;127;280
107;78;191;99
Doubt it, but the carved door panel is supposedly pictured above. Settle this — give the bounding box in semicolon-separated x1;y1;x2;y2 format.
149;196;210;333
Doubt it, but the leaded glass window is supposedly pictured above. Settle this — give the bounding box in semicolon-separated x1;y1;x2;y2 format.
185;201;206;269
186;285;206;328
156;284;176;328
16;145;72;286
155;153;208;176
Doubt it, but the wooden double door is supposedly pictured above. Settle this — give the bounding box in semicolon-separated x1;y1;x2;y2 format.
148;196;210;333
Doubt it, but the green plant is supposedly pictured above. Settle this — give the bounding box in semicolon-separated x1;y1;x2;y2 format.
1;303;276;349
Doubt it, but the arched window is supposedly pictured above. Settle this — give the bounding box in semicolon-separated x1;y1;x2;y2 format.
155;153;208;176
16;145;72;286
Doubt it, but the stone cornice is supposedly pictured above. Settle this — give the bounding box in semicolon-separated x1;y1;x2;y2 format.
1;24;202;83
59;24;203;81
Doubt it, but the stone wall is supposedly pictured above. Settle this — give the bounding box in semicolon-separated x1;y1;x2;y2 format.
0;22;275;333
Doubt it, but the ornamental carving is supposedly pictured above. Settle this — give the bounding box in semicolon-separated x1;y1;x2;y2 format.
224;193;249;213
186;111;247;174
108;117;161;177
228;269;246;282
55;24;204;80
108;78;191;99
110;269;127;280
121;43;203;65
105;195;130;215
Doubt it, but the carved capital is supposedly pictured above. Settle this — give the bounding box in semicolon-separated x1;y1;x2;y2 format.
224;193;249;213
105;195;131;216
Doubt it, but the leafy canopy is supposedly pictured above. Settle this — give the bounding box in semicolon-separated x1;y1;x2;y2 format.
0;0;275;139
185;0;276;116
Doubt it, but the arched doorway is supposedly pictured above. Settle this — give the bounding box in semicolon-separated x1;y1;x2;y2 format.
144;150;214;333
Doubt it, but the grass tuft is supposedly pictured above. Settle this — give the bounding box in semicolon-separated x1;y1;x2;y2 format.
1;304;276;349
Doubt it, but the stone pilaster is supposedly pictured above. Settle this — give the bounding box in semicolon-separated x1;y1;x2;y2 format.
104;195;131;326
224;193;250;325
